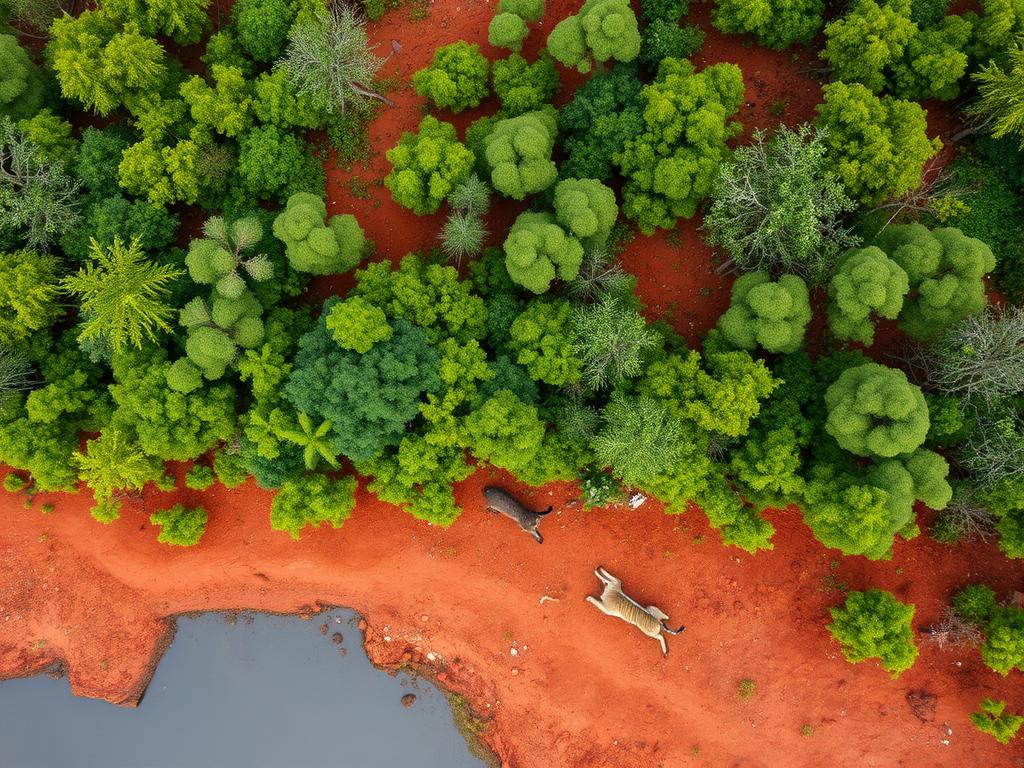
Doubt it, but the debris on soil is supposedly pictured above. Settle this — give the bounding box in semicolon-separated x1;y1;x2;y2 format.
907;691;938;723
332;632;343;645
401;693;416;708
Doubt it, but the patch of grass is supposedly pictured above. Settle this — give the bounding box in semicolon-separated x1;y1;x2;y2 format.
770;99;788;117
348;177;372;200
818;560;849;594
690;744;701;757
328;111;373;170
408;0;429;21
800;723;814;737
40;503;54;514
737;678;756;700
445;692;499;767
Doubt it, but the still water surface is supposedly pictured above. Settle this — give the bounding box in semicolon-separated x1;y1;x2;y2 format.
0;610;486;768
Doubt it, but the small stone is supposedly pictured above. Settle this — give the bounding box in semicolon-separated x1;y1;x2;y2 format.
358;619;367;631
510;647;518;656
384;635;392;642
331;632;343;645
338;648;347;657
421;615;429;622
401;652;412;662
319;624;328;635
401;694;416;708
510;668;519;676
437;672;448;682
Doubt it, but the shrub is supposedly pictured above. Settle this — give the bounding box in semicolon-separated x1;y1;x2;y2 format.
828;589;919;677
325;295;392;353
572;295;657;391
412;41;490;113
488;13;529;52
440;211;487;264
185;464;216;490
711;0;823;50
503;211;584;293
237;125;324;202
981;607;1024;675
508;298;582;385
0;35;45;122
638;20;704;68
971;699;1023;745
234;0;294;62
952;583;998;625
703;125;859;285
547;0;641;73
826;247;909;345
385;115;475;214
594;394;685;487
151;504;209;546
101;0;211;45
483;110;558;200
271;473;356;539
0;249;61;348
716;273;811;354
179;290;265;381
552;178;618;251
815;82;940;205
825;363;930;458
272;192;367;274
491;54;560;117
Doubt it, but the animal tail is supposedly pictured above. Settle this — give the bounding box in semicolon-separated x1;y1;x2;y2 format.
537;506;553;516
661;621;686;635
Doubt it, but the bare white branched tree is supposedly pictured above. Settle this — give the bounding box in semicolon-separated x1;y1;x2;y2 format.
868;156;980;236
566;247;631;303
922;606;983;651
277;0;390;117
931;485;998;543
0;346;37;399
958;411;1024;488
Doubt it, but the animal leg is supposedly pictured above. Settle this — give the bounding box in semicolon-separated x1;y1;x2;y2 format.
595;567;620;589
657;634;668;656
586;595;612;616
529;527;543;544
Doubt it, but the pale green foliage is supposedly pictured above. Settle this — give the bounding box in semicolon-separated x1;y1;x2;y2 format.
952;583;997;624
703;124;859;285
463;389;546;478
0;35;45;122
74;430;164;521
234;0;294;62
873;223;996;340
824;362;930;458
970;40;1024;148
325;295;392;353
572;295;657;390
413;41;489;113
815;82;940;205
272;192;366;274
180;290;265;381
272;410;340;469
594;394;685;487
508;298;582;386
101;0;211;45
0;249;61;348
971;699;1024;745
503;211;585;294
828;589;919;677
180;65;254;138
271;473;356;539
547;0;641;73
489;13;529;52
483;110;558;200
385;116;475;215
826;247;910;345
277;2;384;118
187;216;272;299
711;0;823;49
151;504;208;546
552;178;618;251
717;272;811;354
980;606;1024;675
500;0;545;21
441;211;487;264
617;59;744;233
62;237;182;353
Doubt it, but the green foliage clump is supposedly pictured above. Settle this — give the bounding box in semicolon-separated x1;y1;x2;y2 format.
547;0;641;73
271;474;356;540
826;247;909;345
180;65;254;138
61;237;182;353
489;13;530;52
716;272;811;354
824;362;929;458
971;699;1023;745
828;589;918;677
552;178;618;251
503;211;584;294
412;41;490;114
0;35;45;122
980;606;1024;675
185;464;216;490
385;116;475;215
483;110;558;200
711;0;823;50
491;54;560;117
151;504;209;546
952;583;998;625
186;216;273;298
573;295;656;391
233;0;295;62
703;124;859;285
237;124;324;202
179;290;265;381
508;298;582;386
638;19;705;69
617;59;744;233
593;394;685;487
272;192;366;275
74;430;165;521
815;81;940;205
557;63;643;182
101;0;211;45
872;223;996;340
0;249;60;348
325;295;392;353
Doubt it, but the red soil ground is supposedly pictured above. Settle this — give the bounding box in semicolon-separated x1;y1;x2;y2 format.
3;3;1022;767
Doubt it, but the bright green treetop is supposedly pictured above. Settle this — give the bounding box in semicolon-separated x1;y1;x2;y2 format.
873;223;996;340
0;250;61;348
233;0;295;62
272;192;367;275
547;0;641;73
500;0;545;21
971;699;1024;745
151;504;209;546
271;473;356;540
828;589;919;677
0;35;45;122
827;246;910;345
970;40;1024;149
325;295;393;353
489;13;530;52
716;272;811;354
825;362;930;458
483;110;558;200
552;178;618;251
180;65;254;138
412;41;490;114
508;297;582;386
385;115;475;214
503;211;585;294
711;0;823;50
101;0;211;45
179;289;265;382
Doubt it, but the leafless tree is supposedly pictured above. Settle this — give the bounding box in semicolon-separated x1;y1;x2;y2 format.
868;156;979;236
922;607;983;650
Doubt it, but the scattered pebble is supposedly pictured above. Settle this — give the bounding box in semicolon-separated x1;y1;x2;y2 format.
510;667;519;676
331;632;343;645
510;647;518;657
319;624;328;636
338;648;347;657
401;694;416;708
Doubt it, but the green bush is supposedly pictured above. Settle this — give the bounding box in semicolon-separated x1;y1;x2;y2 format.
412;41;490;113
271;473;356;539
488;13;529;52
828;589;918;677
503;212;584;294
716;273;811;354
711;0;823;49
971;699;1023;745
385;116;474;214
272;192;367;275
547;0;641;73
0;35;45;121
150;504;209;546
483;110;558;200
952;583;997;625
185;464;216;490
826;247;909;345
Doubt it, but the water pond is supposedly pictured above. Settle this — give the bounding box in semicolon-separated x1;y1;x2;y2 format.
0;610;488;768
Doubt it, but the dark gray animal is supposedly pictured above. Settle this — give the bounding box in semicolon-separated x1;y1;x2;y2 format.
483;486;552;543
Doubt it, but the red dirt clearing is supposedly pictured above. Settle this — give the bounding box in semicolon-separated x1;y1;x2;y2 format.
3;3;1022;768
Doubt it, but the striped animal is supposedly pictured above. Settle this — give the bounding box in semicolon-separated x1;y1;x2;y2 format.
483;486;552;543
586;566;685;656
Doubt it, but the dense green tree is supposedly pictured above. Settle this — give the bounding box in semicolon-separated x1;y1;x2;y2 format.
488;13;529;52
180;65;253;138
271;473;356;539
385;115;474;214
873;223;996;340
572;295;656;391
325;295;391;353
0;35;44;122
101;0;210;45
0;249;60;347
828;589;919;676
272;192;366;275
971;699;1024;745
483;110;558;200
74;429;165;521
18;112;76;164
187;215;273;299
64;196;179;262
504;211;585;294
552;178;618;250
826;247;909;345
711;0;823;49
233;0;294;62
824;362;930;458
952;583;998;624
594;394;685;487
491;54;560;117
638;19;704;68
981;606;1024;675
717;272;811;354
970;40;1024;148
252;67;327;129
617;58;744;233
179;289;265;381
815;82;940;205
151;504;208;546
547;0;642;73
703;125;859;285
413;41;489;113
463;389;546;477
500;0;545;21
508;297;582;385
967;0;1024;63
61;237;182;353
238;125;323;202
